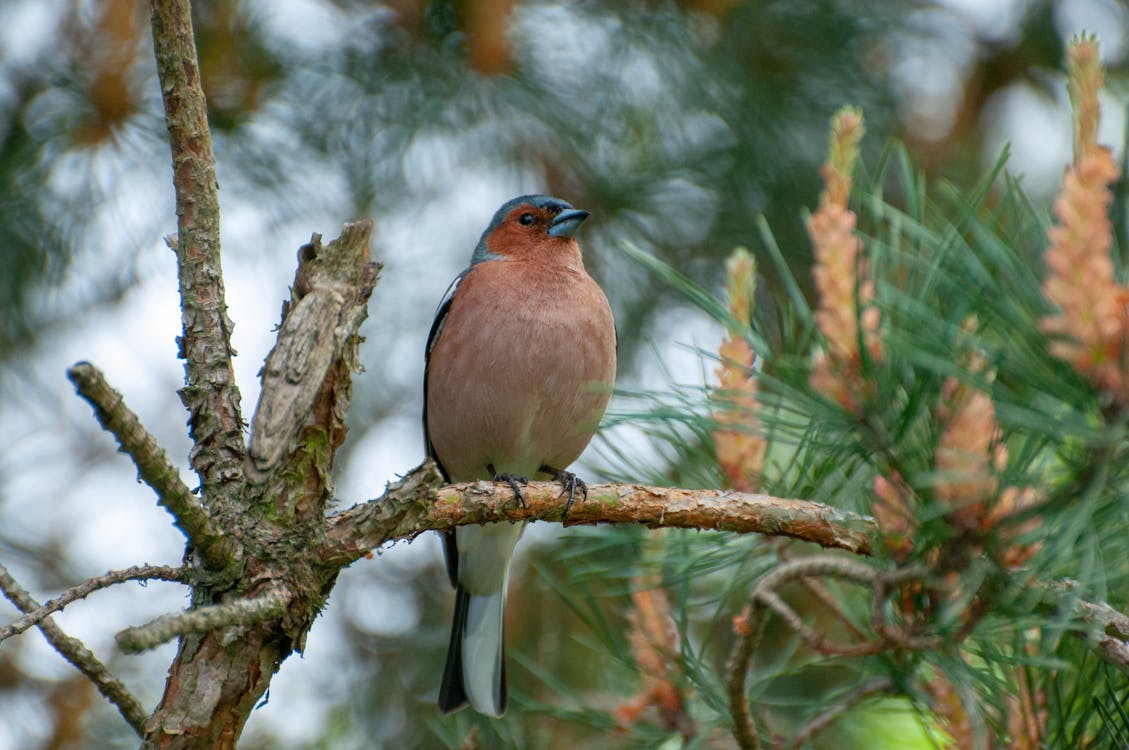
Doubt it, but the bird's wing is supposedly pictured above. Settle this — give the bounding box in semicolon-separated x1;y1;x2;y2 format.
424;269;470;587
423;269;470;480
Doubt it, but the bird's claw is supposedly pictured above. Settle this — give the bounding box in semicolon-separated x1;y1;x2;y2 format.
490;467;529;508
543;466;587;520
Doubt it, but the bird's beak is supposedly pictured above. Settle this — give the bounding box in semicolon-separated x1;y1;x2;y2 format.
548;209;590;238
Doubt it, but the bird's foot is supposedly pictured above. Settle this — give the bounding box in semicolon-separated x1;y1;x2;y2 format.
542;465;587;519
489;465;529;508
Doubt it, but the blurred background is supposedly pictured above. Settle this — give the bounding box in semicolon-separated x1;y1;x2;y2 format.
0;0;1127;747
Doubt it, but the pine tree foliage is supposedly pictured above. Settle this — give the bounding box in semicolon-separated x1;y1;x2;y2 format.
520;37;1129;750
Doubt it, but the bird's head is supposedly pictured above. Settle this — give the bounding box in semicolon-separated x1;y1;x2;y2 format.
471;195;590;266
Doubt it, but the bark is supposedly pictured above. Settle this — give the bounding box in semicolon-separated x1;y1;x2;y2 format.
139;0;382;744
150;0;244;494
138;224;378;749
144;628;286;749
319;471;877;567
0;565;149;736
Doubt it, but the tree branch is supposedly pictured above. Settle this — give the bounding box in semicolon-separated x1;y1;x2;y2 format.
116;587;290;654
724;556;931;749
1049;579;1129;676
1075;598;1129;675
726;556;888;750
246;223;379;482
66;363;239;571
0;563;149;737
149;0;244;492
317;462;877;568
0;564;186;644
137;217;377;747
787;676;893;749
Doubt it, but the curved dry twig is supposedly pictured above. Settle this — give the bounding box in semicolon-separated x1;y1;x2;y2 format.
869;568;943;652
0;563;186;644
725;556;927;750
0;563;149;736
778;543;872;643
756;586;888;658
726;601;765;750
787;676;894;749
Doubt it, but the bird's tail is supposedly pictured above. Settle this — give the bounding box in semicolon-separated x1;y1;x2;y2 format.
438;584;507;716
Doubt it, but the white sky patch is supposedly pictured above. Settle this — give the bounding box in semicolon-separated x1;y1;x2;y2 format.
1055;0;1129;61
636;304;725;392
243;621;342;746
894;47;967;143
936;0;1027;42
980;79;1126;196
891;9;978;144
0;0;64;67
342;576;421;636
514;3;617;89
249;0;351;51
337;416;428;503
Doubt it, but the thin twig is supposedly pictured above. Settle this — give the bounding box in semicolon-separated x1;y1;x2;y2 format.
726;601;765;750
66;363;238;571
753;558;904;657
753;556;885;595
116;587;290;654
0;564;186;644
0;563;149;736
802;576;871;641
870;569;942;652
779;542;871;642
725;557;925;750
756;587;885;657
787;676;894;749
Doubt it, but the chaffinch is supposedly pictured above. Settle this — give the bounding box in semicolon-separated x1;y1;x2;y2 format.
425;195;617;716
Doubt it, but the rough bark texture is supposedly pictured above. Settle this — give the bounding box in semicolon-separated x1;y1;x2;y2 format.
138;224;379;749
145;627;285;749
67;363;236;570
150;0;244;495
319;470;877;567
140;1;388;744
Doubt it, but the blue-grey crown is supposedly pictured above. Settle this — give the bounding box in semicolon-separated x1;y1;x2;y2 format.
470;195;575;265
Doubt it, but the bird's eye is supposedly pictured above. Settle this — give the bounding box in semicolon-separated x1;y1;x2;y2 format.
519;213;536;226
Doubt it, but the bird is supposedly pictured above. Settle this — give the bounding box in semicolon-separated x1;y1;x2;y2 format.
424;194;617;716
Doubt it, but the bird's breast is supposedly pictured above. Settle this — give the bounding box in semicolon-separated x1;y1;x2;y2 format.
426;261;616;481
